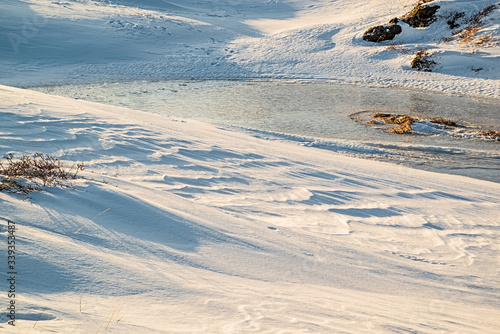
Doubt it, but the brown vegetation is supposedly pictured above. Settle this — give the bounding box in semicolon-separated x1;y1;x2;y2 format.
411;48;437;71
0;153;84;196
367;113;499;141
478;130;500;140
428;117;457;127
371;113;418;134
452;4;499;49
386;41;411;53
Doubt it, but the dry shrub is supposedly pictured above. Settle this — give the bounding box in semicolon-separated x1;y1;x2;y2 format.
469;4;498;27
368;113;500;140
411;48;437;71
386;42;401;50
441;36;454;43
447;11;466;30
388;116;416;134
458;26;481;44
370;113;460;135
455;4;499;48
429;117;457;127
0;153;84;196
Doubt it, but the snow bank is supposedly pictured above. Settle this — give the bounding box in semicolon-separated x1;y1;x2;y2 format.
1;0;499;97
1;85;499;332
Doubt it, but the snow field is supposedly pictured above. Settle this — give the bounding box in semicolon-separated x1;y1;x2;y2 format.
0;85;499;332
0;0;499;97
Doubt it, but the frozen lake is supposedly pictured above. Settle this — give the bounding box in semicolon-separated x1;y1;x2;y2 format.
31;80;500;182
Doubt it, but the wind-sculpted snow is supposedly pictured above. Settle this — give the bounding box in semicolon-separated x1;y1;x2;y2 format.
0;85;499;332
1;0;499;332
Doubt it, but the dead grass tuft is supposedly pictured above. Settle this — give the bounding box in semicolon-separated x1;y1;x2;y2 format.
368;113;500;141
474;34;497;46
370;113;462;135
385;115;417;125
386;41;411;53
429;117;457;127
372;113;417;135
411;48;437;71
441;36;454;43
0;153;84;196
390;123;414;134
373;112;393;118
386;42;401;51
478;130;500;140
454;4;499;48
457;26;481;44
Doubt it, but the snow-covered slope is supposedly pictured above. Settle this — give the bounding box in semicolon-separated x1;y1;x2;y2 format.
1;85;499;332
1;0;499;97
1;0;499;332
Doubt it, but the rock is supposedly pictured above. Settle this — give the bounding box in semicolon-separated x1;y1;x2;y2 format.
401;5;440;28
363;24;402;42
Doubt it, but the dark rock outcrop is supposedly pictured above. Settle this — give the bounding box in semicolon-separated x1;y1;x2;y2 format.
401;5;440;28
363;24;402;42
362;3;440;43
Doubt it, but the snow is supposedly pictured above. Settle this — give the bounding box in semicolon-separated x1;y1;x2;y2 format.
1;85;499;332
1;0;499;332
1;0;499;97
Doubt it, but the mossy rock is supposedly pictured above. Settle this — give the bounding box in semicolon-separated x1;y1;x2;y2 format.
402;5;440;28
363;24;402;42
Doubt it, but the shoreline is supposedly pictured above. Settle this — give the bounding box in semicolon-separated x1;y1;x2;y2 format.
7;75;500;101
26;79;500;184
